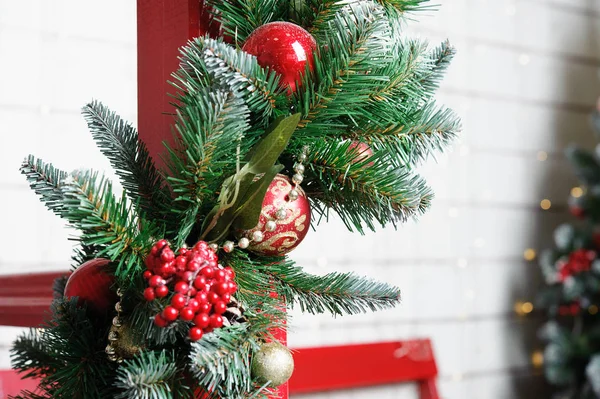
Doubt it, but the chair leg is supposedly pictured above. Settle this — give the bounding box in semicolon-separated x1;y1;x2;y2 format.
418;378;439;399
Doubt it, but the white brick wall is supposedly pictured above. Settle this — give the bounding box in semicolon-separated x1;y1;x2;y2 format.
1;1;598;398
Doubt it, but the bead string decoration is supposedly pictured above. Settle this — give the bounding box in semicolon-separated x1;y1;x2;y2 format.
218;146;310;254
106;288;124;363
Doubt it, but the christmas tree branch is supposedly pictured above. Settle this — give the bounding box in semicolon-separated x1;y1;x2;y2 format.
115;351;184;399
175;37;285;121
206;0;284;44
301;139;432;232
82;101;169;221
229;252;400;316
166;90;251;222
361;104;461;166
294;2;395;138
11;299;117;399
267;258;401;316
60;171;156;281
20;155;68;216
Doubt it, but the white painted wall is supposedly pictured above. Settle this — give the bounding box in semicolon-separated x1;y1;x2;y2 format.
1;1;599;398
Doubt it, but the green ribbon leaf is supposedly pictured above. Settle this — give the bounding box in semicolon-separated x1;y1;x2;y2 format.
201;114;301;241
233;164;283;230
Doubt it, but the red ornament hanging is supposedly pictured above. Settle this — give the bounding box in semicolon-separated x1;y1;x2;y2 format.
64;258;117;313
242;22;317;92
243;174;311;256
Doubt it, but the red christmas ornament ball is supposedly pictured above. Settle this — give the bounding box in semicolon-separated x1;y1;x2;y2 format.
64;258;116;313
244;174;311;256
243;22;317;92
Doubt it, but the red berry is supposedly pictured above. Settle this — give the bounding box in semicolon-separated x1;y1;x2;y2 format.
221;293;231;303
143;270;153;280
209;314;224;328
215;269;226;282
188;287;198;297
189;326;203;341
199;303;211;313
189;299;200;311
156;239;168;249
213;301;227;314
228;282;238;293
174;281;189;294
155;285;169;298
179;247;189;255
182;271;194;282
201;267;215;279
194;276;207;289
196;292;209;304
162;306;179;321
224;267;235;279
180;307;195;321
187;260;201;272
208;292;220;303
149;275;164;287
161;249;175;262
193;313;210;329
171;294;187;309
215;282;230;296
194;241;208;251
176;255;188;269
143;287;156;301
154;314;168;327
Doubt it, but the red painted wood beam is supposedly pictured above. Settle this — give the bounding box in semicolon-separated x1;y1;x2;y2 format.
136;1;289;397
289;340;439;396
0;272;64;327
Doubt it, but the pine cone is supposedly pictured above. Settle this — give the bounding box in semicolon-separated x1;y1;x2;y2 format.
222;297;247;327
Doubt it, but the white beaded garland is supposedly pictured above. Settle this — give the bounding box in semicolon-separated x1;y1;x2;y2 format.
223;241;235;253
265;220;277;232
276;208;288;220
288;189;299;201
252;230;264;243
238;237;250;249
292;174;304;185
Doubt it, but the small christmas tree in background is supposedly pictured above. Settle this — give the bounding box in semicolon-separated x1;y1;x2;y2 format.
11;0;460;398
536;103;600;399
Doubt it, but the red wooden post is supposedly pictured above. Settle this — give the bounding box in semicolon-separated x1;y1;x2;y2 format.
136;2;288;397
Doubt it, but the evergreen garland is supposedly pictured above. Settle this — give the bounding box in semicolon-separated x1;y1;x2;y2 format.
11;0;459;397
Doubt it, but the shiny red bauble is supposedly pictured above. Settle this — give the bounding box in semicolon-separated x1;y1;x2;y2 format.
64;258;116;313
243;22;317;92
244;174;311;256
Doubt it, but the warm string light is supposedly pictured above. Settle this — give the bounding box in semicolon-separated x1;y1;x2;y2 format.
515;301;534;316
540;199;552;210
589;305;599;315
523;248;537;261
531;350;544;368
571;187;584;198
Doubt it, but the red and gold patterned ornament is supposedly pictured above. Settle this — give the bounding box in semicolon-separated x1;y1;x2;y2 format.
64;258;116;314
244;174;311;256
243;22;317;92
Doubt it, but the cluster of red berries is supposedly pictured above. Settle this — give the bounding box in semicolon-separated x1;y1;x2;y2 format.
557;249;596;282
143;239;238;341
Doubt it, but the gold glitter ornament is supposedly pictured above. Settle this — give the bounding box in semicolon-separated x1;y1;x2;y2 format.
251;342;294;387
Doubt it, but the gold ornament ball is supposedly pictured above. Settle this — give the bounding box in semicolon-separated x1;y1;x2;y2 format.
251;342;294;387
